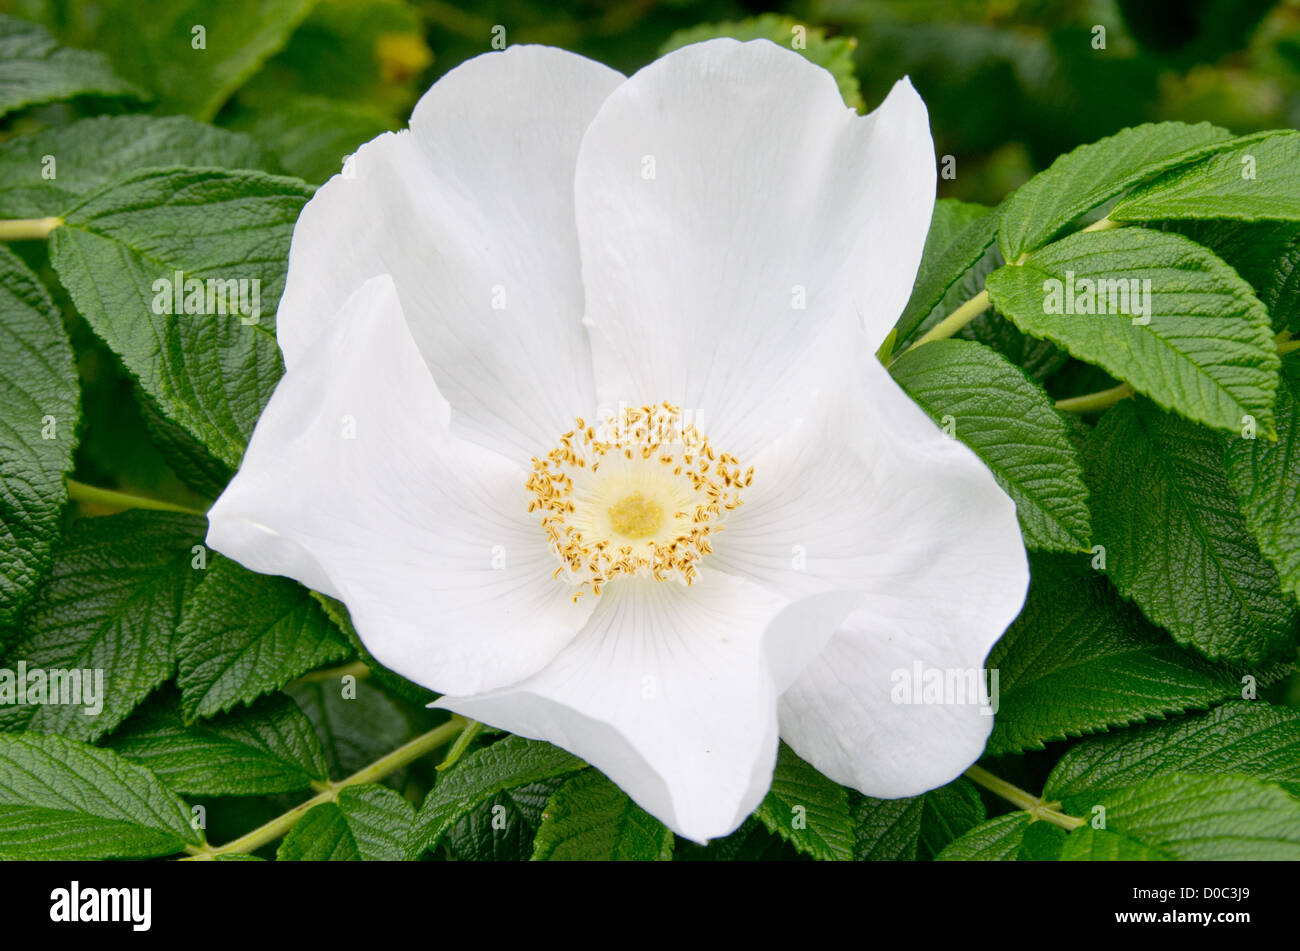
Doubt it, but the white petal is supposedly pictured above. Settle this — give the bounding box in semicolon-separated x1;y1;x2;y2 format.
207;276;592;695
709;351;1029;797
436;574;859;842
573;38;935;458
275;46;624;460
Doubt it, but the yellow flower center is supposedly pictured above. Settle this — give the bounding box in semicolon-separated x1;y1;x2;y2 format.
607;492;665;540
527;402;752;602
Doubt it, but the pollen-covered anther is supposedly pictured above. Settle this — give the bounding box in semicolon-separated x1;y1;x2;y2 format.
526;402;749;601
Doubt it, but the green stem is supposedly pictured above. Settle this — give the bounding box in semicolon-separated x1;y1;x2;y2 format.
184;717;466;859
902;289;991;354
66;479;208;517
964;765;1085;831
895;215;1127;360
0;217;61;241
437;719;484;772
1054;382;1135;414
292;660;371;685
1080;215;1121;233
1280;339;1300;356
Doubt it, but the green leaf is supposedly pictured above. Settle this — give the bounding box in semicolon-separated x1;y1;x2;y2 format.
0;731;199;858
222;94;394;185
1113;131;1300;223
287;677;428;782
1058;827;1171;861
1018;820;1066;860
277;783;414;861
986;555;1270;755
755;742;854;861
936;812;1030;861
1085;400;1296;664
0;511;205;740
176;556;349;719
311;593;435;708
412;736;587;858
48;167;312;469
1225;354;1300;602
0;13;141;118
1169;220;1300;333
851;778;985;861
0;247;78;626
444;778;566;862
891;339;1090;551
1059;772;1300;860
1046;702;1300;800
233;0;430;121
0;115;280;218
660;14;862;110
997;122;1233;261
895;199;1000;345
109;688;328;796
986;228;1280;435
51;0;315;121
677;816;802;861
531;770;674;861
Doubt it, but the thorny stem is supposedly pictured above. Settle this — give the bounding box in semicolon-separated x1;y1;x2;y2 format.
182;717;466;859
0;217;61;241
964;765;1085;831
66;478;208;517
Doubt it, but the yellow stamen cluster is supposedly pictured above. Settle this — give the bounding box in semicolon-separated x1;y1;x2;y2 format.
527;402;752;602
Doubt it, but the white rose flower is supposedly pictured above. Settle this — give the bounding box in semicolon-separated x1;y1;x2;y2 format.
207;38;1029;843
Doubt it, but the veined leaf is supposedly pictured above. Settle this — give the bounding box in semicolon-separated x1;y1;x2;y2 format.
176;556;349;719
1060;772;1300;860
986;555;1270;755
986;228;1280;435
0;13;140;118
891;338;1090;551
49;167;312;469
412;736;587;858
0;115;279;218
531;770;674;861
277;783;414;861
0;511;205;741
1046;702;1300;799
1113;131;1300;223
1225;354;1300;602
0;732;199;859
998;121;1233;261
0;247;78;626
109;688;328;796
755;742;854;861
935;812;1030;861
852;777;985;861
1085;400;1296;664
1058;827;1171;861
895;199;1000;345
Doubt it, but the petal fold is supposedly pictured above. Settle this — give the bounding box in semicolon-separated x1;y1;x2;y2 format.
573;38;936;458
437;575;858;842
276;46;625;460
208;276;592;696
